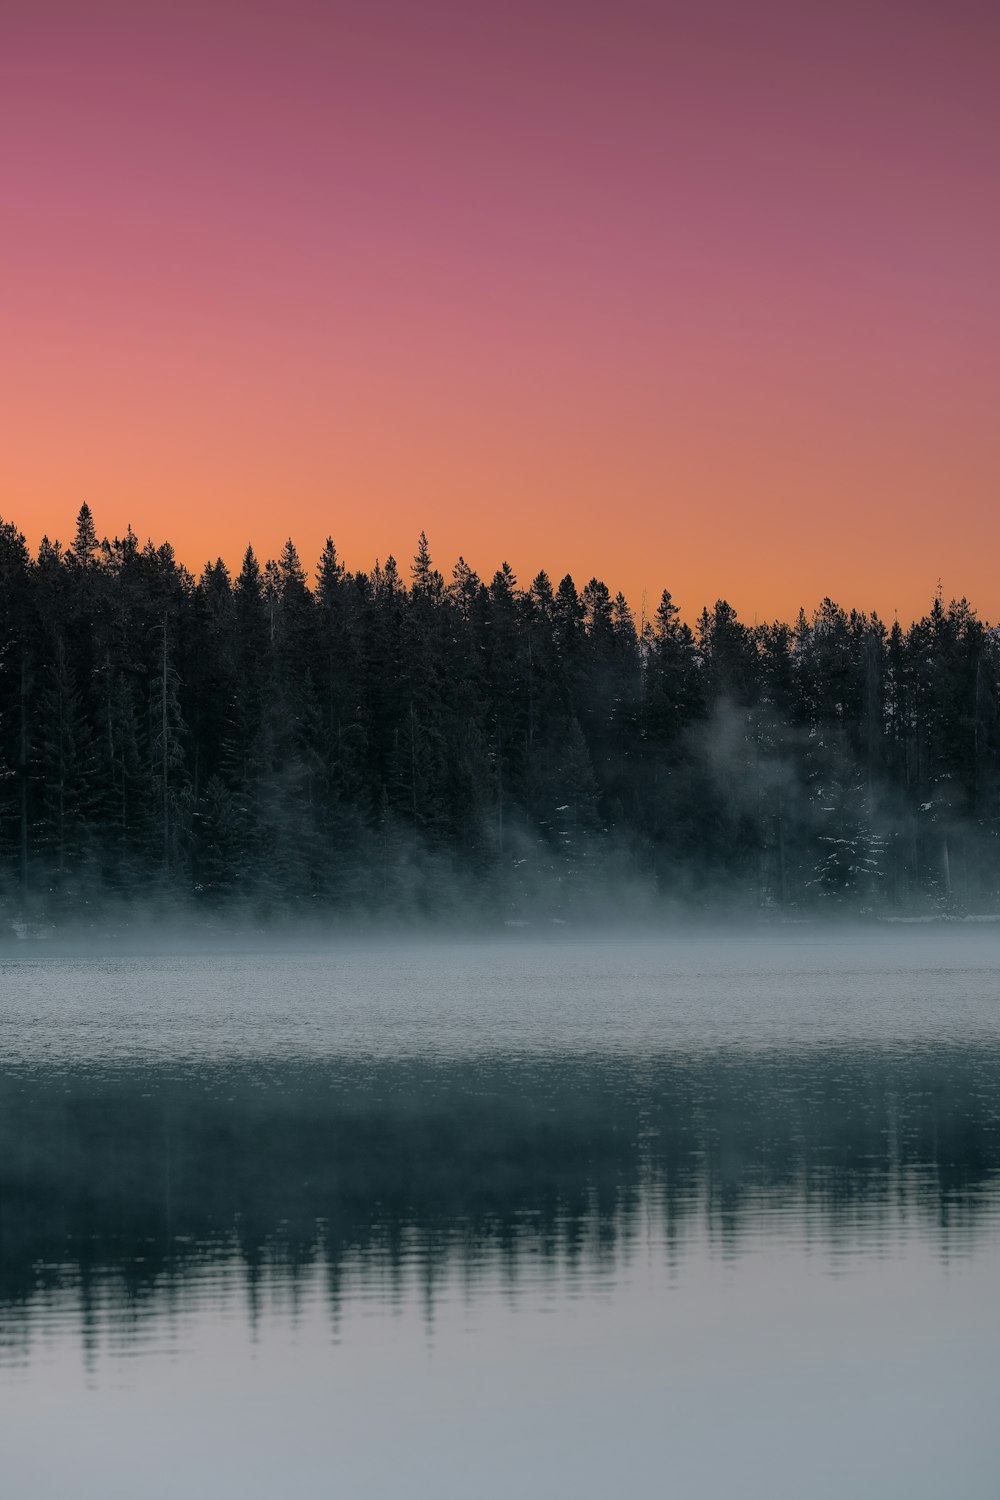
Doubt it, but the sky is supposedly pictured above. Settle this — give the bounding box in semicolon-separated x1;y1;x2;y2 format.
2;0;998;623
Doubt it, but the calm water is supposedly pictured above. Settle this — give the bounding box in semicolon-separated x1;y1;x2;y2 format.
2;928;999;1497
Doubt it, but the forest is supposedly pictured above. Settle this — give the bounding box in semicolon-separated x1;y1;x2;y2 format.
0;504;998;926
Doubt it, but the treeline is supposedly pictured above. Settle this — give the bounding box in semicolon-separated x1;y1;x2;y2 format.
0;504;998;923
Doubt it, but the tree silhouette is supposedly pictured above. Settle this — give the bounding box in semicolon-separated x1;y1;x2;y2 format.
1;503;999;923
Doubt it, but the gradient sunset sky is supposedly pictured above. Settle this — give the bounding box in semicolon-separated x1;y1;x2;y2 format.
3;0;998;622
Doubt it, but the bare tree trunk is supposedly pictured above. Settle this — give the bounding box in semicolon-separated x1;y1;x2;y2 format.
942;834;951;899
973;652;983;811
865;635;879;821
57;674;66;877
19;653;29;898
410;703;419;857
162;617;170;872
496;723;504;857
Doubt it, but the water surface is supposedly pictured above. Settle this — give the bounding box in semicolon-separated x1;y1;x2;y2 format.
2;929;999;1497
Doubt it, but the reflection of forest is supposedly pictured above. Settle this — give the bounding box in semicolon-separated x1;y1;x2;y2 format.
2;1049;999;1337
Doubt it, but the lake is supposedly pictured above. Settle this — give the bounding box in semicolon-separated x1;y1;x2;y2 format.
2;928;999;1497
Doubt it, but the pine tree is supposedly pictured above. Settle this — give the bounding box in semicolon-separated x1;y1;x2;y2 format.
69;503;99;571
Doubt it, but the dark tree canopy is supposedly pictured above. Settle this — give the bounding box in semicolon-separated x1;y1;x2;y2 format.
1;506;998;926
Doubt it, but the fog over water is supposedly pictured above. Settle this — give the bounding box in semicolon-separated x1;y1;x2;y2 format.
2;928;1000;1497
5;924;1000;1057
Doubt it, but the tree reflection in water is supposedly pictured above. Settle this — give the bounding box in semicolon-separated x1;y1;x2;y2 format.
2;1045;999;1364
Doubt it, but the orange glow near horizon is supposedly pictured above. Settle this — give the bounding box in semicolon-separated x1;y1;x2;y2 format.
3;0;998;625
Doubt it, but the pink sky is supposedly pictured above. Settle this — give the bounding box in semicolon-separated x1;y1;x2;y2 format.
2;0;998;621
